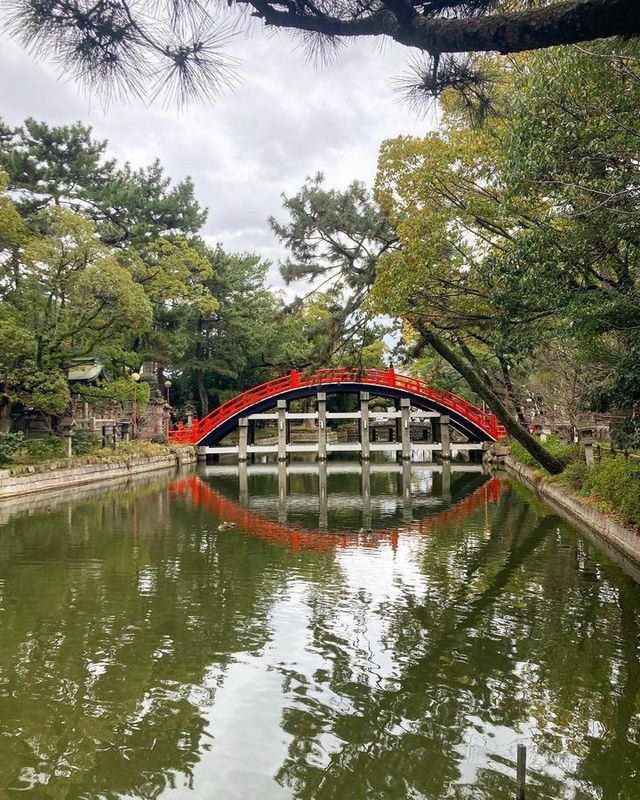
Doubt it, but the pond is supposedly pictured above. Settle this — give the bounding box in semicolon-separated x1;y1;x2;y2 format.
0;460;639;799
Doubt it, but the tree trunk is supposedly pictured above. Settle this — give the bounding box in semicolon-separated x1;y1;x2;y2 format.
498;356;528;428
414;323;565;475
0;402;11;433
196;370;209;418
456;337;499;392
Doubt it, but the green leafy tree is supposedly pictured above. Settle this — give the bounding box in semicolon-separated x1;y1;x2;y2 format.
0;195;153;421
169;247;277;415
0;120;215;415
0;119;207;246
502;42;640;447
271;173;397;306
270;174;395;369
371;39;640;463
370;122;569;471
0;118;113;215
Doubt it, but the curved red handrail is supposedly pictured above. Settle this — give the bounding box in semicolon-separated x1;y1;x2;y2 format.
169;368;506;445
168;475;502;552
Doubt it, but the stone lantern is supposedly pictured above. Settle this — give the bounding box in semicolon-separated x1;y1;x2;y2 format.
184;403;196;429
60;417;77;458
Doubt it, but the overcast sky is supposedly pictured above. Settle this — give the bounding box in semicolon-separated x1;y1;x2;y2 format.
2;30;433;291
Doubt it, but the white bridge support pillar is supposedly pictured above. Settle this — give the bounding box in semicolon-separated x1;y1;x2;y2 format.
238;417;249;462
277;399;288;462
400;398;411;461
317;392;327;461
439;414;451;460
360;392;370;461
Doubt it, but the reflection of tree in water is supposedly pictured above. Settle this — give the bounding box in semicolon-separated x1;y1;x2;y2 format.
1;478;639;799
0;485;342;797
272;485;640;800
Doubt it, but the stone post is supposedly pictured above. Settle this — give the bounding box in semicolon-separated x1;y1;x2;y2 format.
439;415;451;460
238;417;249;462
317;392;327;461
400;398;411;461
120;421;131;441
277;399;288;462
360;392;370;461
578;424;595;466
61;418;76;458
102;423;117;450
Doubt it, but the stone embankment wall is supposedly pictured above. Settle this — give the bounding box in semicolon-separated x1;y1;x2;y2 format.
486;444;640;566
0;446;196;500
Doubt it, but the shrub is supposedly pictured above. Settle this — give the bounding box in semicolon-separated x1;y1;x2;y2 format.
23;435;66;461
92;440;169;461
72;428;102;455
558;460;590;493
0;431;24;464
584;457;640;527
510;433;578;470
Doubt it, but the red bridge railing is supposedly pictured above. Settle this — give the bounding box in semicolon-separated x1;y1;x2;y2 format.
169;368;507;445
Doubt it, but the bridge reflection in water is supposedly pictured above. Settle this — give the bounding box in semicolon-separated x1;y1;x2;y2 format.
169;463;501;552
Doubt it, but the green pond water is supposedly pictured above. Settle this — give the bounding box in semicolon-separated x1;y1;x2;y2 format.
0;461;639;799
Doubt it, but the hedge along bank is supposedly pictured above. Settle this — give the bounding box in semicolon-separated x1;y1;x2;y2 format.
508;435;640;529
499;440;640;567
0;445;196;500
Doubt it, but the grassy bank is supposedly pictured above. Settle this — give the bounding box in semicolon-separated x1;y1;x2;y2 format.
509;435;640;529
0;432;175;471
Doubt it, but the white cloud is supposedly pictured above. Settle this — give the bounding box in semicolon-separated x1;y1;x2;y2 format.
1;31;435;292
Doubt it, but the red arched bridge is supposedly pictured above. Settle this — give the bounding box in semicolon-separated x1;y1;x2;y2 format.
169;367;506;454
